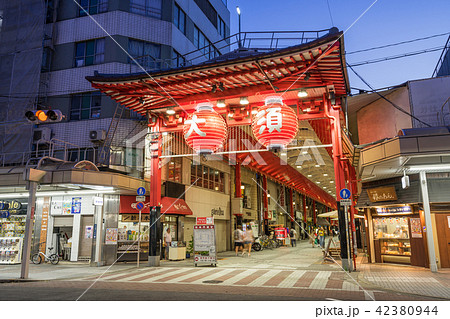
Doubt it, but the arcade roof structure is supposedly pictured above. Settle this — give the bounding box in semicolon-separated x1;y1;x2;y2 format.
87;29;351;209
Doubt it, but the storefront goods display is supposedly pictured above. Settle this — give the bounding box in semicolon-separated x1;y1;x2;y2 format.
252;96;299;149
0;216;26;237
0;237;23;264
183;103;227;154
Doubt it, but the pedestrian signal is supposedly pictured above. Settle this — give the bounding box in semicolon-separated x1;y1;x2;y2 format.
25;110;64;123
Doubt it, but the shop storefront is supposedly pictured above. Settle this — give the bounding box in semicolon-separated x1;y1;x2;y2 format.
119;195;193;261
368;205;427;266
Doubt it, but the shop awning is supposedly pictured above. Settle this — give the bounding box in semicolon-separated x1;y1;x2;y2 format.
317;210;338;218
160;197;193;215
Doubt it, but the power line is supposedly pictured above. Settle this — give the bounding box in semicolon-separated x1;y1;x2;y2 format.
346;63;432;128
346;31;450;55
326;0;335;27
349;46;445;67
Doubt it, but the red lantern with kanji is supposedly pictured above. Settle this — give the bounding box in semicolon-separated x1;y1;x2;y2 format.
183;103;227;154
252;96;298;149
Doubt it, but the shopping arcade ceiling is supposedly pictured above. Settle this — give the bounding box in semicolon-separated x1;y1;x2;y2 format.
87;30;350;208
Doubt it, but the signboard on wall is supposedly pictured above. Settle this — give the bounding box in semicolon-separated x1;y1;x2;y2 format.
196;217;214;225
376;206;412;215
367;187;398;202
105;228;118;245
410;218;422;238
71;197;82;214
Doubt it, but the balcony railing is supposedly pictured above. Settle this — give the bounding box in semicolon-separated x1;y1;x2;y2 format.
126;29;336;73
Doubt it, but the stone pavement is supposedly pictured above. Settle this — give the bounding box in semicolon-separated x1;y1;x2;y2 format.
1;239;449;300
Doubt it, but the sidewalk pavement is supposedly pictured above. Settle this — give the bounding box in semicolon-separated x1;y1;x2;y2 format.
1;239;449;299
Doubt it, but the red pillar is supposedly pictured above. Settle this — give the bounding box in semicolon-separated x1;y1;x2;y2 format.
235;164;241;198
302;195;307;224
313;200;316;225
149;122;161;207
289;189;294;223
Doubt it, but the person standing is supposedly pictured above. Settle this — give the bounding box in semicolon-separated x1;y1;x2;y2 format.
164;227;172;260
234;225;244;256
290;228;297;247
318;226;325;248
243;224;254;257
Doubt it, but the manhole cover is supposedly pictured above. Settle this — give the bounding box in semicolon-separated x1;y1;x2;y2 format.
202;280;223;284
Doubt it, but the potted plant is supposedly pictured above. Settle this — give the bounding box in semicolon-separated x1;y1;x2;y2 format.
186;236;194;258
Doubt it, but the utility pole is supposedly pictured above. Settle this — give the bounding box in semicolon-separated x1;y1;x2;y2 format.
236;6;242;48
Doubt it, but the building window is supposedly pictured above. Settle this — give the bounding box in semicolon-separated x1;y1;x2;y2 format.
218;17;225;38
193;25;220;60
172;50;185;68
173;3;186;35
70;92;102;121
128;39;161;69
190;163;224;192
75;38;105;67
130;0;162;19
78;0;108;16
167;157;182;183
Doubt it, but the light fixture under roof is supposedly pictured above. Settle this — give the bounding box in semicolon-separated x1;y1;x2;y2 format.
166;106;175;115
296;165;302;169
323;173;328;176
217;99;226;108
297;90;308;98
251;108;258;115
307;174;312;177
240;96;249;105
315;164;320;167
240;185;245;189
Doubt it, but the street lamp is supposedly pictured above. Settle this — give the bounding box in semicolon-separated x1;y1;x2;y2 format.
236;6;241;48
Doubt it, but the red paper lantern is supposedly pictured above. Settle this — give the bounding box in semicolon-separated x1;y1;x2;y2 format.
183;103;227;154
252;96;299;149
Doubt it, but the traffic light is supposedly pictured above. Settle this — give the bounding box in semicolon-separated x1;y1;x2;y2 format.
25;110;64;123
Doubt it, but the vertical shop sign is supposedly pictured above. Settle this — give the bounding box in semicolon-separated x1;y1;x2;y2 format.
39;197;50;253
71;197;82;214
193;224;217;266
410;218;422;238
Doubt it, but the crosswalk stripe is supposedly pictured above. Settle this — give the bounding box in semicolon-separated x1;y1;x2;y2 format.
180;268;223;283
248;270;282;287
294;271;318;287
277;270;306;288
263;270;294;287
217;269;254;285
234;269;269;286
309;271;331;290
211;269;243;283
105;267;169;282
127;268;180;282
153;269;202;283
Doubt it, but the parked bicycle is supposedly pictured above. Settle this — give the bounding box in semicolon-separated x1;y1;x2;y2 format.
31;247;59;265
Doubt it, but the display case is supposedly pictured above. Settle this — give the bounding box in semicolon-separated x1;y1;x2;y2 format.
0;237;23;264
0;216;26;238
117;214;150;262
373;215;411;263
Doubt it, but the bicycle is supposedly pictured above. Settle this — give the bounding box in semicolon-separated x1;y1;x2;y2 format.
31;247;59;265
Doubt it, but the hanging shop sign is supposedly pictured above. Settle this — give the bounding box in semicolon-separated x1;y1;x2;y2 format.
376;206;412;215
183;103;227;154
367;186;398;202
251;96;299;149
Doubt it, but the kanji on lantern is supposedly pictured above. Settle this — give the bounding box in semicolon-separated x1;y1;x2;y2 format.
252;96;298;149
183;103;228;154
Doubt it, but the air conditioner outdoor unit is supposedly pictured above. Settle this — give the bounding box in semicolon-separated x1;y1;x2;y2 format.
89;130;106;142
33;127;51;144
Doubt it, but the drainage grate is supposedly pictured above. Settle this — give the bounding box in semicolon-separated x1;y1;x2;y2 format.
202;280;223;284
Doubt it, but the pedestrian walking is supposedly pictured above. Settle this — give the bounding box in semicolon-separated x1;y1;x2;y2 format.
234;225;244;256
290;228;297;247
318;226;325;248
164;227;172;260
243;224;254;256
